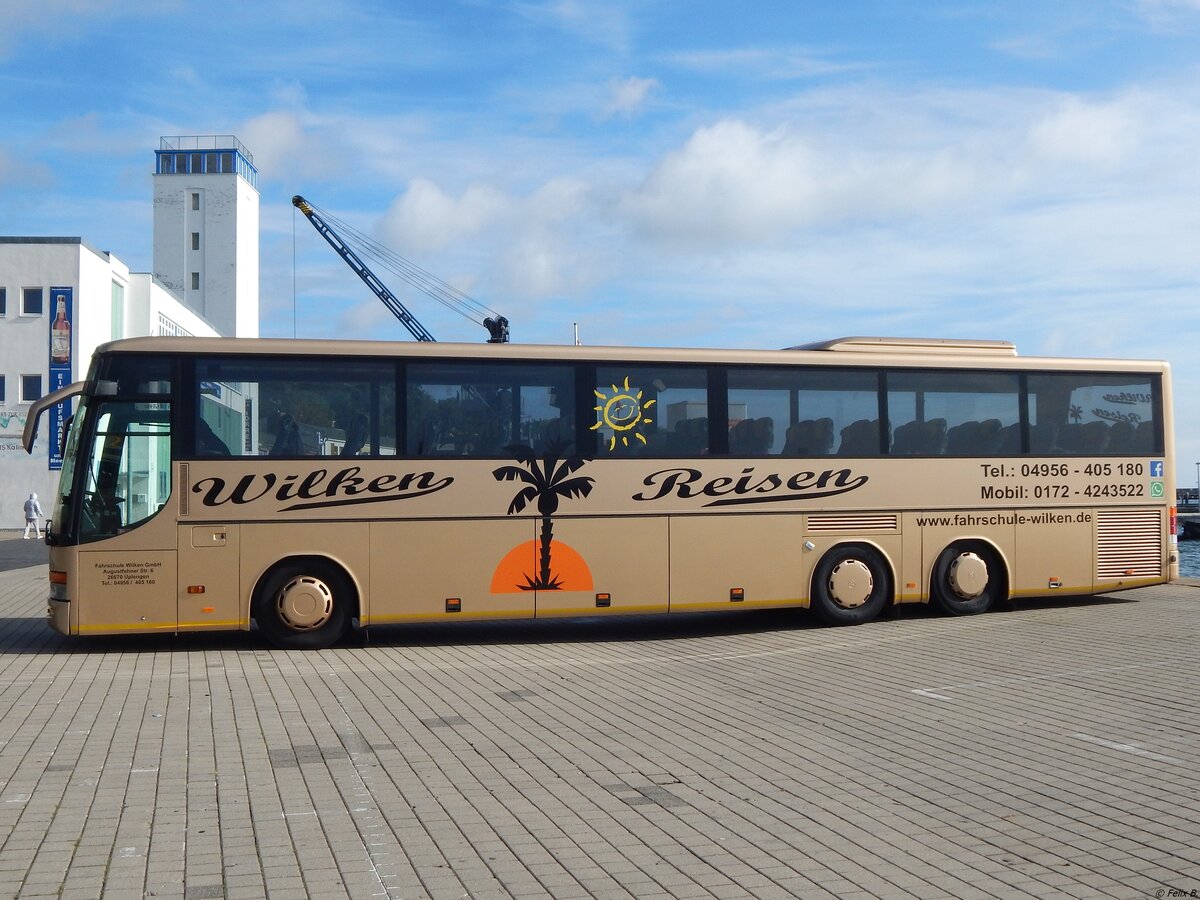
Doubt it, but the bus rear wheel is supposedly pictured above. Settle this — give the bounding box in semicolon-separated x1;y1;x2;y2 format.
930;543;1003;616
810;544;890;626
254;559;353;649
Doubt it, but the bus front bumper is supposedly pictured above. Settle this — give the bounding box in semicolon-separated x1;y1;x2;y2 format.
48;599;70;635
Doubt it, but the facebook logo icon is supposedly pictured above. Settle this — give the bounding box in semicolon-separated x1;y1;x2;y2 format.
1150;461;1164;478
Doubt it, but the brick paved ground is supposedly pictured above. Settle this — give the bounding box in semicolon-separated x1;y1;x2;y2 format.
0;533;1197;898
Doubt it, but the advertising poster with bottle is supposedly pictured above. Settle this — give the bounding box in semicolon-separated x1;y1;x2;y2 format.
47;287;73;470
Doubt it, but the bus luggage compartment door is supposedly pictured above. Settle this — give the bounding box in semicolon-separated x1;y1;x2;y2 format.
178;524;243;631
531;517;669;617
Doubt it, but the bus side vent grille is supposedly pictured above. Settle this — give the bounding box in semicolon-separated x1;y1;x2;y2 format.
179;463;189;516
1096;509;1162;579
807;514;898;533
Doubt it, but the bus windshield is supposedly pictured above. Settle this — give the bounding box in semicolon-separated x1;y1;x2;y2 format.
74;400;172;543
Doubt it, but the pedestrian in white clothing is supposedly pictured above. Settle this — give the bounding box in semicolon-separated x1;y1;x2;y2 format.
23;493;44;540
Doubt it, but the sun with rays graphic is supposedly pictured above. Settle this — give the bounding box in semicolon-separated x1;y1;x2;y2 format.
591;376;655;451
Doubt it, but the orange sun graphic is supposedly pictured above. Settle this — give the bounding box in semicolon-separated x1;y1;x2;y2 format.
491;541;594;593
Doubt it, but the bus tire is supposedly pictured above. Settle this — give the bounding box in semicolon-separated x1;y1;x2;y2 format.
930;543;1004;616
810;544;891;626
254;558;353;650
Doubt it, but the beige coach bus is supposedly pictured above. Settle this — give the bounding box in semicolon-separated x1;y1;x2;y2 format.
23;335;1176;649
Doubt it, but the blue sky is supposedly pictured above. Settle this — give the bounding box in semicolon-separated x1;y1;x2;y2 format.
3;0;1200;462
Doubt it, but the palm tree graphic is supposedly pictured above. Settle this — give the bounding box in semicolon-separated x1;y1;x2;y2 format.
1070;404;1082;424
493;443;594;590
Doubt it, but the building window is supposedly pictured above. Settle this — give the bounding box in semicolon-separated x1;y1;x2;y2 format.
191;232;200;251
157;313;191;337
20;374;42;403
0;287;6;316
191;272;200;291
22;287;44;316
191;192;200;210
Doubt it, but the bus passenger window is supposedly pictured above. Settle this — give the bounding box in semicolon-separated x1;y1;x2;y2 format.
194;358;396;458
407;362;574;457
592;365;707;456
888;371;1019;457
1026;373;1160;456
728;367;879;457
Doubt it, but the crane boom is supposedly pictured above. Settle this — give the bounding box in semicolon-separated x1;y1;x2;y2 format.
292;195;510;343
293;195;436;341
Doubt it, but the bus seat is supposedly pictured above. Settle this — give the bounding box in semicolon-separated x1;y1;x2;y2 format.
947;419;1003;455
753;417;775;454
1106;420;1135;453
892;418;947;455
1134;420;1155;452
945;421;980;455
974;418;1003;453
728;418;755;455
783;418;834;456
837;419;880;456
675;417;708;454
997;423;1022;455
1079;421;1111;453
1029;422;1060;454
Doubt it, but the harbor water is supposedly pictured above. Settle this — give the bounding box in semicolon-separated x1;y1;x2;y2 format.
1179;538;1200;577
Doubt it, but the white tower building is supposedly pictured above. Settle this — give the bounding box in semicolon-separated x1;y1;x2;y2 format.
153;136;259;337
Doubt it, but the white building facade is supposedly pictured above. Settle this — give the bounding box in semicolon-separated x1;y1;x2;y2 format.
0;135;259;530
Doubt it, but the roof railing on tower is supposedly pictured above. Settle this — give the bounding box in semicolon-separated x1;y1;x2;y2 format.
159;135;253;164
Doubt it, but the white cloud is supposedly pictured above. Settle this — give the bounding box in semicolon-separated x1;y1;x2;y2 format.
1027;95;1139;166
604;76;656;117
623;120;824;245
237;110;352;184
378;178;508;256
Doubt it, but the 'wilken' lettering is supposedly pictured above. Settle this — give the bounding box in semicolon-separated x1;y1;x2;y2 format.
633;466;868;506
192;466;454;511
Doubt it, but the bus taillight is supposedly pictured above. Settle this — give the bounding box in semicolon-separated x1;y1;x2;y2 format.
49;570;67;601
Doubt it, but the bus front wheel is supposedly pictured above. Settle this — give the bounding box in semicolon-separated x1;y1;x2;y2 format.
254;559;353;649
930;543;1004;616
810;545;891;626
